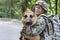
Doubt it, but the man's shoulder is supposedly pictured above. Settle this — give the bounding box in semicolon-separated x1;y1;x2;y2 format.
38;14;53;18
37;14;46;19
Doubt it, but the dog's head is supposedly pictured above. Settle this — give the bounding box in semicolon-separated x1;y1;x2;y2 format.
22;11;37;31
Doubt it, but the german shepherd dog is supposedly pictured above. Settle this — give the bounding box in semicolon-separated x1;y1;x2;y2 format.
20;11;40;40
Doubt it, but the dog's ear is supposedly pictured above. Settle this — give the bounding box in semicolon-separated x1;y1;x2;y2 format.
21;3;26;16
21;5;26;13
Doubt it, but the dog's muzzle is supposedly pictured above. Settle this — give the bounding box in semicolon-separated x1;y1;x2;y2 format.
25;18;32;31
25;18;32;25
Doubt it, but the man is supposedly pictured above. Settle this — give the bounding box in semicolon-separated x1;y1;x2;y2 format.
31;0;54;40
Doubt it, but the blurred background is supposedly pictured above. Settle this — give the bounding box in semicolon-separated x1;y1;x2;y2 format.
0;0;60;19
0;0;60;40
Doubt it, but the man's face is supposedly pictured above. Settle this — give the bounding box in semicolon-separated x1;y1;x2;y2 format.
35;5;44;16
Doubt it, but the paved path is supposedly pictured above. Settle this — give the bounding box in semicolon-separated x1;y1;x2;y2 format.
0;18;22;40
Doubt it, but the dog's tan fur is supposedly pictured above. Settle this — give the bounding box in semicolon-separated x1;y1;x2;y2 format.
21;11;37;28
22;33;40;40
21;11;40;40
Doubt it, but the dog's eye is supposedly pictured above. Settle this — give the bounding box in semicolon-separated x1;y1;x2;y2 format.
24;15;27;18
30;15;33;18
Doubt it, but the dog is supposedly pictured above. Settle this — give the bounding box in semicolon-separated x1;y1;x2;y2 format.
20;11;41;40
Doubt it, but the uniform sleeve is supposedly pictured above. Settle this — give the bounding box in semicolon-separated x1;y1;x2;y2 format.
32;17;46;35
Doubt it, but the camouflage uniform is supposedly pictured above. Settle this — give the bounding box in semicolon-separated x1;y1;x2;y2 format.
33;0;54;40
32;14;54;40
31;14;46;35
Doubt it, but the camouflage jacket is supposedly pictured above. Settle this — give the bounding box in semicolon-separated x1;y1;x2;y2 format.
31;14;54;36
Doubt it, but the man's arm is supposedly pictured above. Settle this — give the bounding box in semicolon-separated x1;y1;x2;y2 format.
32;17;46;35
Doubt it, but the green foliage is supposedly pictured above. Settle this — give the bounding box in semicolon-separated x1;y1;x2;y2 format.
27;0;36;10
0;7;9;17
0;0;60;19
